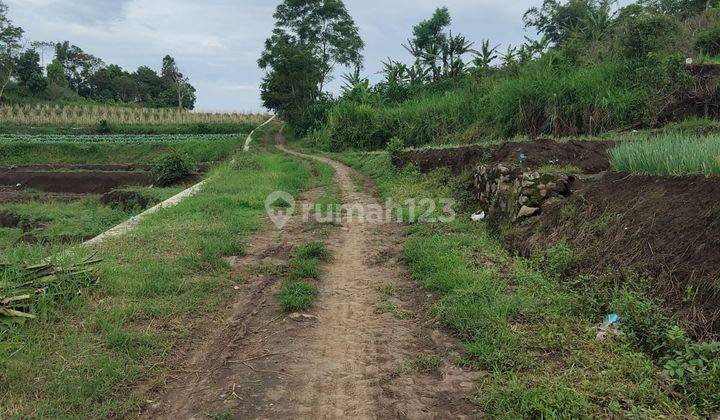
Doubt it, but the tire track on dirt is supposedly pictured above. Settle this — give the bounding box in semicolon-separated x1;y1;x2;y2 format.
141;142;480;419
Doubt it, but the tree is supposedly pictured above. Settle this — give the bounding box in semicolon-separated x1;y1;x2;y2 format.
523;0;616;46
0;0;23;102
46;58;68;88
638;0;716;18
54;41;104;96
162;55;194;109
265;0;364;91
259;33;323;132
402;8;476;82
15;49;42;85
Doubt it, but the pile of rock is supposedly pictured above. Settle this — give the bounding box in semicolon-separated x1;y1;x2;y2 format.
474;163;574;222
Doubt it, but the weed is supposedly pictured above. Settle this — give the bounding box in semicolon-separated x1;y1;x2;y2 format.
375;283;398;296
374;298;410;319
295;242;331;262
279;281;317;311
288;258;321;281
393;355;443;376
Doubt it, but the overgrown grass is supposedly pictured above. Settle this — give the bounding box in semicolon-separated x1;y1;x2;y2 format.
342;150;712;416
0;151;314;418
279;281;317;311
611;133;720;176
0;199;129;250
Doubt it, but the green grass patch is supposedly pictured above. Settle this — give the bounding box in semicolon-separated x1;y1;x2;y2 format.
611;133;720;176
0;134;245;165
0;151;314;418
279;281;317;311
295;241;331;262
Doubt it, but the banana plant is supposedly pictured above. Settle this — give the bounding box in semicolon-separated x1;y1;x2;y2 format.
472;40;499;73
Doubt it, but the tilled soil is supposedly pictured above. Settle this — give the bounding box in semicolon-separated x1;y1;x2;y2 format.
511;172;720;340
393;138;613;174
141;146;481;419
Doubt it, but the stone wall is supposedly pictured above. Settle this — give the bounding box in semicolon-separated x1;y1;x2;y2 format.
474;163;574;222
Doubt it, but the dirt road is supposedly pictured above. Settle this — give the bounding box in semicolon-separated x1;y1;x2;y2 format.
142;145;481;419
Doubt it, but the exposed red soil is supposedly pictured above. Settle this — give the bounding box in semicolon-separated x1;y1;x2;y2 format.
509;172;720;340
394;139;613;174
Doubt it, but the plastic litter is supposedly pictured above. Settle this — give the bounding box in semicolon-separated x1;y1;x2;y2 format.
594;313;622;341
471;211;486;222
129;215;138;223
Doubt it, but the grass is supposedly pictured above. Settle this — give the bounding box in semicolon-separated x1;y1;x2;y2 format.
279;281;317;311
0;134;246;165
0;198;130;250
295;241;331;261
340;149;712;417
0;151;315;418
611;133;720;176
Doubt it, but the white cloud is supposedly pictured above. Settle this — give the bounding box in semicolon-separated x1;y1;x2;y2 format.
5;0;550;111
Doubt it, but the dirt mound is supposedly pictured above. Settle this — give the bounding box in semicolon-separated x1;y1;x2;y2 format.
394;139;613;174
101;190;155;212
491;139;614;173
509;172;720;339
393;145;486;174
0;210;20;228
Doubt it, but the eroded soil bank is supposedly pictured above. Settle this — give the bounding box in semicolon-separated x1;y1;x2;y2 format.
393;138;614;174
509;172;720;340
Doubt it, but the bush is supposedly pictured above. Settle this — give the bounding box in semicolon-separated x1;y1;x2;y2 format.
695;26;720;56
152;151;194;187
97;120;111;134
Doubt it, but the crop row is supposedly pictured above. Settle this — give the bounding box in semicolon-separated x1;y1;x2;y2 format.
0;133;245;144
0;104;268;126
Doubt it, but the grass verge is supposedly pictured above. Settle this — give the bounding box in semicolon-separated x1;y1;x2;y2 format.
339;149;712;417
0;151;314;418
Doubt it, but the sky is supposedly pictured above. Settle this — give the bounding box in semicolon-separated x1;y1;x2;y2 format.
5;1;574;112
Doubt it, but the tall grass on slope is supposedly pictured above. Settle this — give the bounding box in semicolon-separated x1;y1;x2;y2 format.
611;134;720;176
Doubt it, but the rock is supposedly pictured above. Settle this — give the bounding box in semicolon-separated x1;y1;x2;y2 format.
289;313;317;322
517;206;540;219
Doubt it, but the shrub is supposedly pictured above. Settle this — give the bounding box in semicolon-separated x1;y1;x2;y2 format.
97;119;111;134
152;151;194;187
695;26;720;56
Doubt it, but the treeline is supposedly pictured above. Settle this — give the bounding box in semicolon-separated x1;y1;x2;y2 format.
260;0;720;151
0;1;195;109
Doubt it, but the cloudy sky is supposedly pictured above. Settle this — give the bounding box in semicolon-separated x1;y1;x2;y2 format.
6;1;561;111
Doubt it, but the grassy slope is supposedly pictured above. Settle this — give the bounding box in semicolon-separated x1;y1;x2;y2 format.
0;152;315;418
333;150;704;417
0;186;184;251
0;135;246;165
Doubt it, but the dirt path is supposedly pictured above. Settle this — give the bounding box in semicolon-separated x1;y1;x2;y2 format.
142;144;481;419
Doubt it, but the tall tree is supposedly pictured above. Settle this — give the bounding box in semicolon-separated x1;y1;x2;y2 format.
161;55;194;109
259;32;323;131
54;41;104;96
268;0;364;91
0;0;23;102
